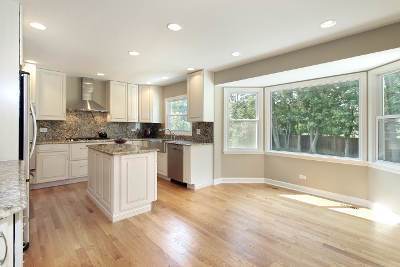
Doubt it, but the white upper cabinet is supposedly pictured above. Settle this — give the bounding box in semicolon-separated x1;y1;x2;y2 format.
187;70;214;122
107;81;128;122
36;69;66;120
127;83;139;122
139;85;162;123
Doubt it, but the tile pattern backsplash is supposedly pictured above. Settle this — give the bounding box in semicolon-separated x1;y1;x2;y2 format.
37;112;140;142
37;112;213;143
191;122;213;143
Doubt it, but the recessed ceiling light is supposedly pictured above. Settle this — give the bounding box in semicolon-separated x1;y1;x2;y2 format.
161;76;169;80
167;23;182;32
30;22;47;31
146;82;151;85
320;20;337;29
96;73;105;76
187;68;195;71
24;59;37;64
232;51;241;57
128;51;140;56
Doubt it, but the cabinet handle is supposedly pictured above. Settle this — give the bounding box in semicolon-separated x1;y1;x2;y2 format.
0;232;8;265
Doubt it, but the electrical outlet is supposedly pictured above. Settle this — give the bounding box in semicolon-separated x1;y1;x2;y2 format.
299;174;307;180
39;127;48;133
196;129;201;135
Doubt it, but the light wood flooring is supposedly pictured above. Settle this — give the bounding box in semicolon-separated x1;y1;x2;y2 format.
24;179;400;266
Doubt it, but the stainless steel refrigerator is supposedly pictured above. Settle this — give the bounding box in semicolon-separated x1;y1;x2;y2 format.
19;71;38;250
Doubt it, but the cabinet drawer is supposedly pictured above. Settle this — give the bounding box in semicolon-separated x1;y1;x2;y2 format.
70;160;88;178
70;143;90;160
37;144;68;152
35;151;69;183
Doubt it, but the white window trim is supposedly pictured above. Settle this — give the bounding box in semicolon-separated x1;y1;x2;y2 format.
223;87;264;154
165;95;192;136
368;61;400;172
264;72;368;164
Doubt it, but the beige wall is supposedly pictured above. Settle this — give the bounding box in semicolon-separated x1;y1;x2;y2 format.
368;168;400;214
66;76;107;109
264;156;369;199
161;81;187;122
215;22;400;85
214;86;265;179
213;22;400;213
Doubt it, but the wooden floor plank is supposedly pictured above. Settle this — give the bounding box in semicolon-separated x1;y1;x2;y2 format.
24;179;400;267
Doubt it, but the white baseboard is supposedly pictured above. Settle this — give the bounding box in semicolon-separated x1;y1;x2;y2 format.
111;205;151;223
88;189;152;223
214;177;266;185
31;177;88;189
214;177;372;208
158;174;171;181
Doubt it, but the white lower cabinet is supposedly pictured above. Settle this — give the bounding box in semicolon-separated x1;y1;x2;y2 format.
157;152;168;177
182;144;213;189
35;144;69;184
0;212;23;267
0;215;13;267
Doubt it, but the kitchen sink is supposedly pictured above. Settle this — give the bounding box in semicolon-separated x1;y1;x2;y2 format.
147;139;170;153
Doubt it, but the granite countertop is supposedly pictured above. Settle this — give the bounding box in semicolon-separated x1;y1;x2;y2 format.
0;161;28;219
36;138;158;145
37;138;213;146
87;144;159;155
165;140;213;146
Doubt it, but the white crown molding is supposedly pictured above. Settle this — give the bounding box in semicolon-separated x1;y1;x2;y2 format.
213;177;372;208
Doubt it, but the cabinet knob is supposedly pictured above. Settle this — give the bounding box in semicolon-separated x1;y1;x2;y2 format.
0;232;8;265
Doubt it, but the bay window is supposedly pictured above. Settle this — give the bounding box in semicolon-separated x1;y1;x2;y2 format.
224;88;263;153
165;95;191;134
266;73;367;161
370;62;400;167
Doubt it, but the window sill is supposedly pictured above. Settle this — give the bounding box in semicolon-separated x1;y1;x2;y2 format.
265;150;368;166
224;150;264;155
368;161;400;175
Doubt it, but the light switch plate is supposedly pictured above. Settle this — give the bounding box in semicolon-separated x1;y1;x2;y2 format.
196;129;201;135
39;128;48;133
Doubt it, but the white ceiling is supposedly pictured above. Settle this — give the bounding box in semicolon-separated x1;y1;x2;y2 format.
22;0;400;86
218;48;400;87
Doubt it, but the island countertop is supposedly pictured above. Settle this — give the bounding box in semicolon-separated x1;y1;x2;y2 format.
87;144;159;155
0;161;28;219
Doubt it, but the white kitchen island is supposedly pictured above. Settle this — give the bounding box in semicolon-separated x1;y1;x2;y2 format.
87;144;158;222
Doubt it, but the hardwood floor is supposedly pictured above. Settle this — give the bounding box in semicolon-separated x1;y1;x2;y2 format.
24;179;400;267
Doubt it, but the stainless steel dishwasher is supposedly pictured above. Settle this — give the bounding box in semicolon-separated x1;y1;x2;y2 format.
167;143;184;182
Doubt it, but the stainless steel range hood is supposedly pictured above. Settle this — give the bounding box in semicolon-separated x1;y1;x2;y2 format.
74;78;107;112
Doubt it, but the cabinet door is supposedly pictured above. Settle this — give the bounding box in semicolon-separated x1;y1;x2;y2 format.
108;81;127;122
127;84;139;122
150;86;162;123
69;160;88;178
187;71;203;121
88;150;96;193
0;215;13;267
36;151;69;183
36;69;66;120
157;152;168;176
119;153;156;211
139;86;151;122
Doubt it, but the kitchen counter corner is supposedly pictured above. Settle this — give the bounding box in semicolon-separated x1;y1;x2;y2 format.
0;161;28;219
87;144;159;155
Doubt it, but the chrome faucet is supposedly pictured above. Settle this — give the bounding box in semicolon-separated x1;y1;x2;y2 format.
159;128;176;141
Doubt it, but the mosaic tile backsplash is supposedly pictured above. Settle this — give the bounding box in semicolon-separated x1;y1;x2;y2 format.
37;112;141;142
37;112;213;143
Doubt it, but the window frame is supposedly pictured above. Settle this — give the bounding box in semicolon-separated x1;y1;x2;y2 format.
223;87;264;154
164;95;192;136
368;61;400;173
265;72;368;165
